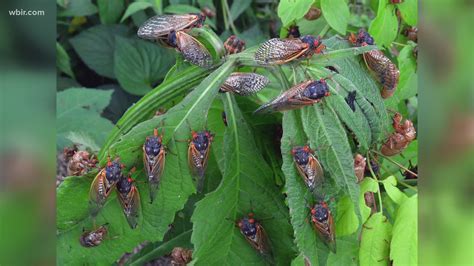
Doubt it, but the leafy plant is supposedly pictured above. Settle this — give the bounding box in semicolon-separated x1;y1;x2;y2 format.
57;0;418;265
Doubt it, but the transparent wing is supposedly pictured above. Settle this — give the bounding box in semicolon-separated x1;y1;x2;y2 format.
221;73;269;96
118;186;141;229
137;14;200;40
143;147;166;203
254;38;308;65
176;31;212;68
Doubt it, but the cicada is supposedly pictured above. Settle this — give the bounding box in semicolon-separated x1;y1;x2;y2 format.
310;202;336;253
220;73;269;96
188;130;214;192
143;128;166;203
345;90;357;112
255;35;325;65
286;25;301;39
116;172;141;229
403;26;418;43
167;30;212;68
381;113;416;156
353;153;366;183
171;247;193;265
89;157;123;216
67;150;97;176
291;145;324;190
79;224;108;248
224;35;246;54
254;79;330;114
137;13;205;41
349;29;400;98
236;213;272;256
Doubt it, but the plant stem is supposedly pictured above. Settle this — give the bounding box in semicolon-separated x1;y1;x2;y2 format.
318;24;331;38
222;0;239;34
371;150;418;178
392;41;408;47
373;156;418;192
221;0;229;31
367;152;383;212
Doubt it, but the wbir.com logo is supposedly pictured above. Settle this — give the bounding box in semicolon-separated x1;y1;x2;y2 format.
8;9;45;16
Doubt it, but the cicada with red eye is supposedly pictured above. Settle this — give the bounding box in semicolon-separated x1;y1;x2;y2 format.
80;224;108;248
254;79;330;114
310;202;336;253
137;13;205;42
236;213;272;256
224;35;246;55
255;35;325;65
167;30;213;68
116;171;141;229
188;130;214;192
291;145;324;191
349;29;400;98
143;128;166;203
89;157;124;216
381;113;416;156
220;73;269;96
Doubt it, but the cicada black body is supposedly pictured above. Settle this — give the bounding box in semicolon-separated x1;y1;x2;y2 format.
143;128;166;203
116;173;141;229
188;130;213;191
345;90;357;112
220;72;269;96
255;35;325;65
137;13;205;41
286;25;301;39
254;79;330;114
349;29;400;98
167;30;212;68
79;224;108;248
310;202;336;253
89;157;123;216
224;35;246;54
291;145;324;190
236;213;272;256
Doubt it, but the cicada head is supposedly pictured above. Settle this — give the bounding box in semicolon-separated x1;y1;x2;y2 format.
144;128;163;157
105;158;123;184
300;35;325;55
194;13;206;27
79;224;108;248
292;146;312;166
350;29;374;47
311;202;336;252
224;35;246;54
302;79;330;100
292;145;324;190
191;130;213;152
287;25;301;38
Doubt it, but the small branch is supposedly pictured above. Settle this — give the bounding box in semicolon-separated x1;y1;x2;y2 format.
367;152;383;212
222;0;239;34
372;150;418;178
372;156;418;192
318;24;330;38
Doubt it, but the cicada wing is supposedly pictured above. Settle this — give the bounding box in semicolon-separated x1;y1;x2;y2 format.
308;155;324;188
363;50;399;98
221;73;269;96
137;14;201;40
255;38;309;65
143;147;166;203
314;216;336;253
118;186;141;229
89;169;111;216
254;80;314;113
176;31;213;68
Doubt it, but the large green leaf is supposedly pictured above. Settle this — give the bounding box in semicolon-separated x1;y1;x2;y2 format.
58;0;98;17
397;0;418;26
382;176;408;205
359;213;392;266
326;235;359;266
390;194;418;265
230;0;252;21
56;42;74;78
277;0;314;26
321;0;350;34
70;24;129;79
369;2;398;47
120;2;153;22
97;0;125;24
191;94;295;265
114;36;175;96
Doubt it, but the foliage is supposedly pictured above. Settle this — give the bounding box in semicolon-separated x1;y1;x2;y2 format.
57;0;418;265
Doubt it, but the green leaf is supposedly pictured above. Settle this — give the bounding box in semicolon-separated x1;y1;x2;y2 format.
70;24;128;79
57;88;114;149
163;4;201;14
120;2;153;22
191;94;295;265
369;2;398;47
381;176;408;205
278;0;314;26
326;235;359;266
230;0;252;21
359;213;392;266
397;0;418;26
58;0;98;17
335;195;358;236
321;0;350;34
57;175;94;230
97;0;125;24
114;36;175;95
390;194;418;265
56;42;74;78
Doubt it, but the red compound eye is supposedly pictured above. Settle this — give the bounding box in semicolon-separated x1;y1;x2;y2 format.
128;178;133;183
311;208;316;215
248;218;255;224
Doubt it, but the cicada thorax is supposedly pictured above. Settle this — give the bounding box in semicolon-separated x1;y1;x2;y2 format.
310;202;336;252
237;213;271;256
188;130;213;191
143;128;166;203
79;224;108;248
224;35;246;55
89;157;123;216
254;79;330;114
291;145;324;190
167;30;213;68
137;13;205;41
381;113;416;156
220;72;269;96
116;173;141;229
254;35;325;65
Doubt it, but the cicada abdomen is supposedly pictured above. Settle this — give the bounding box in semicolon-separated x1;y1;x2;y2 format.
381;113;416;156
255;35;325;65
310;202;336;253
143;128;166;203
291;145;324;190
236;213;272;257
116;173;141;229
254;79;330;114
167;30;213;68
220;73;269;96
137;13;205;41
224;35;246;54
89;157;123;216
188;130;213;192
80;224;108;248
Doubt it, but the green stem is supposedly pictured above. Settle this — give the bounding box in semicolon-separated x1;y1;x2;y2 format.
373;156;418;192
371;150;418;178
318;24;331;38
367;152;383;212
221;0;229;31
222;0;239;34
392;41;408;47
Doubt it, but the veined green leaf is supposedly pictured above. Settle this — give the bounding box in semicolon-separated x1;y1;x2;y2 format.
369;2;398;47
390;194;418;265
120;2;153;22
321;0;350;34
382;176;408;205
359;213;392;266
97;0;124;24
398;0;418;26
278;0;314;26
56;42;74;78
